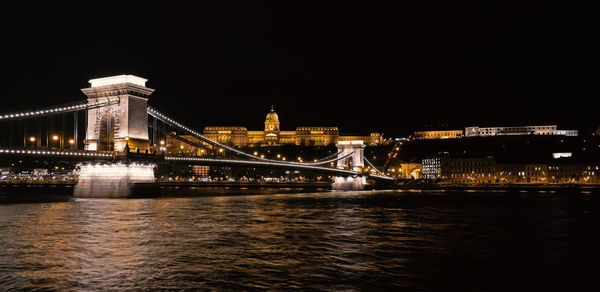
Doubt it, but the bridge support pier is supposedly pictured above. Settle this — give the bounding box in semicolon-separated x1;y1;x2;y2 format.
332;176;366;190
74;163;157;198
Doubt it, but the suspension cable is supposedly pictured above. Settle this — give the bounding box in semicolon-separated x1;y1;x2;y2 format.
314;150;344;162
364;157;388;177
0;98;120;121
149;123;214;154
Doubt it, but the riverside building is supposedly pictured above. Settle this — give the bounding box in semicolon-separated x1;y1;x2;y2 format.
419;156;600;185
464;125;578;137
421;157;496;183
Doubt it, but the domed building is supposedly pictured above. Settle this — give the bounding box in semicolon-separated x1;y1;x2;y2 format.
264;106;281;144
202;106;383;147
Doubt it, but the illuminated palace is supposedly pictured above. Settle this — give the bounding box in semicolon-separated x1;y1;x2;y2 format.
203;106;383;147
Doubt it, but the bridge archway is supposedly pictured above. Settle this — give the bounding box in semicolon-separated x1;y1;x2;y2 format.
98;114;115;151
347;156;354;170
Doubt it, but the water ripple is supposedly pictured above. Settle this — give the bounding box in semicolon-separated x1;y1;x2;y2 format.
1;190;598;291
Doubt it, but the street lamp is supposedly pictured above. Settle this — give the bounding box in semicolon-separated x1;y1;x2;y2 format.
28;137;36;149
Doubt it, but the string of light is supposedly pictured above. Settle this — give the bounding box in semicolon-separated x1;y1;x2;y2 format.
0;99;119;120
164;156;359;176
0;148;113;157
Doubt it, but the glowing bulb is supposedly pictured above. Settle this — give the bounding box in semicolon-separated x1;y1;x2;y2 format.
52;135;59;141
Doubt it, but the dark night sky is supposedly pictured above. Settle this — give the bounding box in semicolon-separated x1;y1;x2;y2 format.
1;1;596;137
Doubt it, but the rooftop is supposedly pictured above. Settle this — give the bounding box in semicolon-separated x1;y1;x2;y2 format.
89;75;148;88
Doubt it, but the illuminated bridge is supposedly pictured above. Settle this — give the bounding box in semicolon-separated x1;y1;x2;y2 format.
0;75;393;196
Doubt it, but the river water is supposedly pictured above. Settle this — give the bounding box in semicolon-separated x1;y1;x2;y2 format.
0;189;597;291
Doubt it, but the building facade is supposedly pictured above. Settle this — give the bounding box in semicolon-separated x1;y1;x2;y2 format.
442;157;496;184
412;130;463;139
419;156;600;185
422;157;496;183
192;166;210;178
465;125;578;137
202;106;383;147
556;130;579;136
203;127;248;146
399;163;422;179
422;158;442;179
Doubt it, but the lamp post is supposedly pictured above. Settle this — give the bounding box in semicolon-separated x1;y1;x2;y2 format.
51;135;59;149
159;140;165;154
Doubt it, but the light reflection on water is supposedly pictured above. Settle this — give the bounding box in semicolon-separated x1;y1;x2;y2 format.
0;190;597;291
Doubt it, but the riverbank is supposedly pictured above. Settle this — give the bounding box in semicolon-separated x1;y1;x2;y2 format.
157;181;332;188
394;183;600;192
0;181;333;201
2;181;598;202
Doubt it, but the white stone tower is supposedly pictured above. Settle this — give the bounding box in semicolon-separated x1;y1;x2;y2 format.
336;140;366;172
82;75;154;152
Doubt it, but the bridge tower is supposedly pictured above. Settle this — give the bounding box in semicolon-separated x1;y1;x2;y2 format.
81;75;154;152
336;140;366;172
333;140;367;190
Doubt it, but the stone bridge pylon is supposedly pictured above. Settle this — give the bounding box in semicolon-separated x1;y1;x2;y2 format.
333;140;367;190
82;75;154;152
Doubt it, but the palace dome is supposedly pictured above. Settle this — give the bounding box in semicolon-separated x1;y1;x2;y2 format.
265;106;279;122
